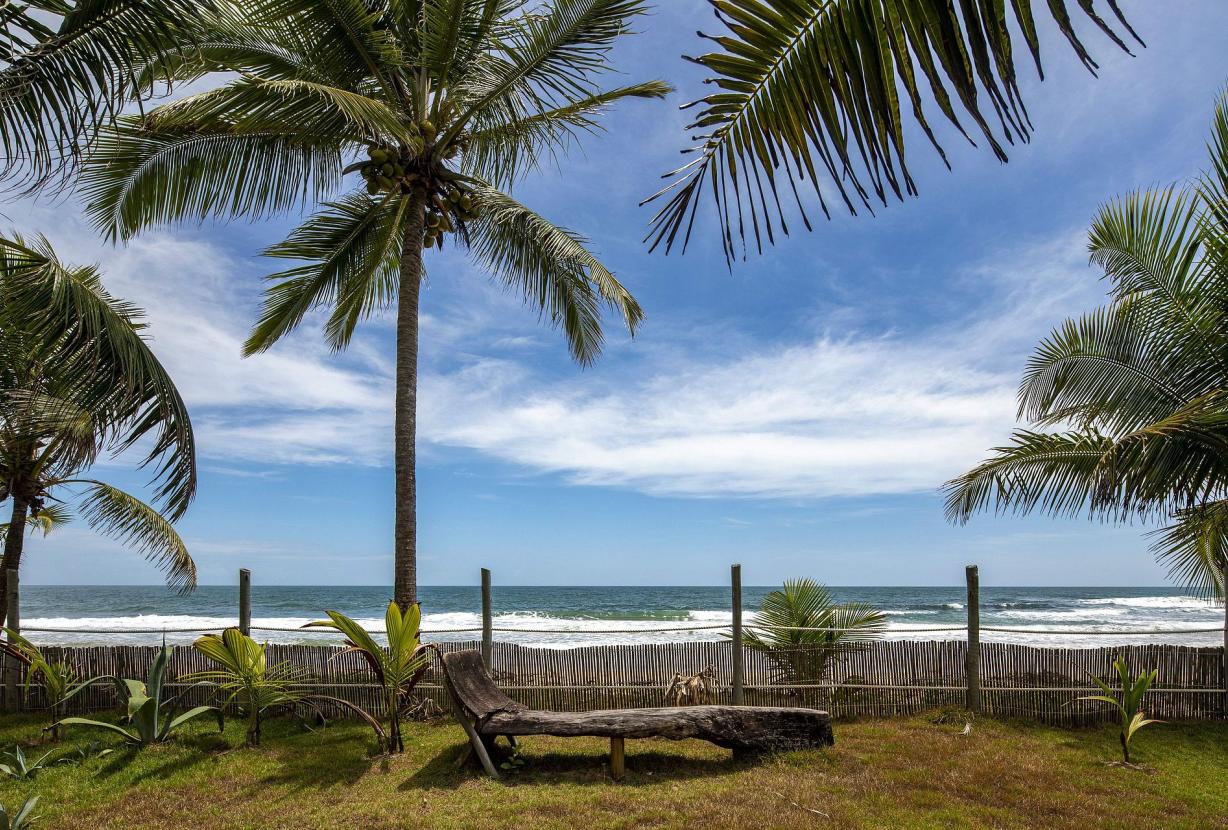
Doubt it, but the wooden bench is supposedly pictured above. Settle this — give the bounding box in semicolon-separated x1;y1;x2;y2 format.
439;649;834;779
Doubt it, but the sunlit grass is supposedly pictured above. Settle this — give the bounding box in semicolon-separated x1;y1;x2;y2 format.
0;712;1224;829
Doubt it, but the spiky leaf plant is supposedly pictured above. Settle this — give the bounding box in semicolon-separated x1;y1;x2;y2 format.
0;629;86;739
81;0;669;608
0;236;197;625
54;645;223;746
945;93;1228;601
646;0;1143;263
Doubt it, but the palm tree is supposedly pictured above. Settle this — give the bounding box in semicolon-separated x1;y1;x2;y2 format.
0;235;197;623
80;1;669;608
944;94;1228;600
645;1;1144;263
740;578;886;683
0;0;208;189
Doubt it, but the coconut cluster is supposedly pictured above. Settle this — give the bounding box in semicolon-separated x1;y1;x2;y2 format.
423;183;480;248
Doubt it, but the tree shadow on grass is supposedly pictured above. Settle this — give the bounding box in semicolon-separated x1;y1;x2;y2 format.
258;727;382;790
400;739;750;790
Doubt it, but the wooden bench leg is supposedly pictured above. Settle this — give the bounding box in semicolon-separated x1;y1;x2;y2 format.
609;736;625;780
447;694;499;779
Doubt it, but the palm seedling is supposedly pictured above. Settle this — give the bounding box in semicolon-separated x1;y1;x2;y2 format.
647;1;1143;264
80;0;669;608
55;645;222;746
305;601;429;753
1074;655;1163;765
739;579;886;685
185;628;306;746
0;236;197;626
0;630;85;739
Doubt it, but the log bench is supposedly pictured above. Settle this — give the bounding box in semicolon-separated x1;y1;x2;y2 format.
439;649;834;779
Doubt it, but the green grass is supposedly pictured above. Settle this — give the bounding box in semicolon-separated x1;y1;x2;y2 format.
0;711;1225;829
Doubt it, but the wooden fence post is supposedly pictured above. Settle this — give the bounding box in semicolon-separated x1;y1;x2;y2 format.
4;569;19;712
965;565;982;714
731;563;744;705
481;568;493;672
239;568;252;636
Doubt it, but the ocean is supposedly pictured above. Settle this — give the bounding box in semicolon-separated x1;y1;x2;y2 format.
14;585;1225;649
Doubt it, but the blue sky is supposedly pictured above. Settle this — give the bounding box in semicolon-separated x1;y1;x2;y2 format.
11;2;1228;588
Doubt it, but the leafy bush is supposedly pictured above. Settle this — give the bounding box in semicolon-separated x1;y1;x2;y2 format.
54;645;222;746
305;602;429;753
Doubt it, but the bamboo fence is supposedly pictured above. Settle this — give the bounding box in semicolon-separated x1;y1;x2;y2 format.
11;638;1224;725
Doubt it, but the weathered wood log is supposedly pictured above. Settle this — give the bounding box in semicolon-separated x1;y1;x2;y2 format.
441;649;834;777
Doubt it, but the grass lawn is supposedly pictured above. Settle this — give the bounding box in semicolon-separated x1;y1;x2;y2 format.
0;711;1224;829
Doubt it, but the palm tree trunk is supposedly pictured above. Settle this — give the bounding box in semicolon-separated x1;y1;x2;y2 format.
393;189;428;610
0;494;30;627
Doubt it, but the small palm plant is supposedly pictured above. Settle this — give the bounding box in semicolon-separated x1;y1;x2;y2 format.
305;602;428;754
1075;655;1163;765
0;745;67;781
185;628;305;747
0;630;87;739
740;579;886;685
55;645;222;746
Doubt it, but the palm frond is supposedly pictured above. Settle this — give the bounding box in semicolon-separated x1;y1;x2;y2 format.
464;81;672;188
0;0;211;188
1;235;196;517
466;184;641;365
645;0;1142;263
75;481;195;593
1148;501;1228;601
245;192;406;354
452;0;650;140
80;116;344;241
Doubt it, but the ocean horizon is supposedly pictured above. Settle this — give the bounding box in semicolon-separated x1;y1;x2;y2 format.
14;584;1224;650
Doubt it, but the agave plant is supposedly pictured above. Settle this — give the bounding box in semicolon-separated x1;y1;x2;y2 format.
0;745;67;781
1075;655;1163;765
305;602;428;754
55;645;222;746
0;630;84;739
739;579;886;684
0;796;37;830
185;628;306;747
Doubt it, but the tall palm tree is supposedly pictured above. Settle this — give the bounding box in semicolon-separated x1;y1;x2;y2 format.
645;0;1144;263
0;0;209;189
0;236;197;622
740;578;886;683
944;94;1228;600
80;0;670;608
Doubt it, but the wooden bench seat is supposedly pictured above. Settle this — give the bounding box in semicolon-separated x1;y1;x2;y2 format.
440;649;834;779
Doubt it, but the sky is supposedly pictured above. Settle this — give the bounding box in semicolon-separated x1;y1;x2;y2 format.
9;1;1228;589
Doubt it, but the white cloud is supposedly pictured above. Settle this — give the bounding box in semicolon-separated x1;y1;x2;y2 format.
415;230;1104;499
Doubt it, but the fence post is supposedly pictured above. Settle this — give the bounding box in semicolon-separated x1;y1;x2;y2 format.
239;568;252;636
965;565;981;714
481;568;493;672
731;563;744;705
4;569;18;712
